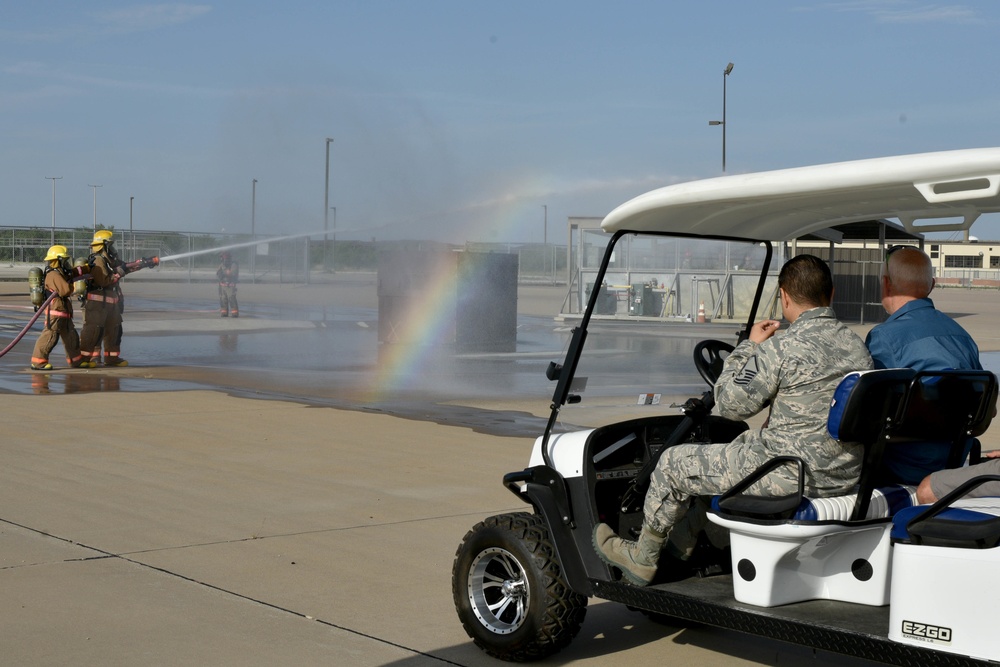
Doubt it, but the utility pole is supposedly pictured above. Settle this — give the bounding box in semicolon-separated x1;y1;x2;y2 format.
708;62;735;172
542;205;548;282
129;196;135;261
88;184;102;231
251;178;257;283
331;206;337;274
45;176;62;245
324;137;334;272
543;204;547;246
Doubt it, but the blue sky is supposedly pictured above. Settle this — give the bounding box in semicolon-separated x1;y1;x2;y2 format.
4;1;1000;243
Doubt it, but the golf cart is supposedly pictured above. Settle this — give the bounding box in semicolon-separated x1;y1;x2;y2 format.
452;148;1000;665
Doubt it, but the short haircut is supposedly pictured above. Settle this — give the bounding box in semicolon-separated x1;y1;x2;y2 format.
778;254;833;308
886;246;933;298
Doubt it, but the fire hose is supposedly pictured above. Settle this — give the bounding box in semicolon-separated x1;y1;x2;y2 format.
0;255;158;361
0;291;57;359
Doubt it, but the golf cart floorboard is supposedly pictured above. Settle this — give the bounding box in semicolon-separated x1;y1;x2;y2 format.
592;576;994;666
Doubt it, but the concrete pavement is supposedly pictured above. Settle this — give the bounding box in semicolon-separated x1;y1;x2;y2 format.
0;389;884;667
2;277;998;665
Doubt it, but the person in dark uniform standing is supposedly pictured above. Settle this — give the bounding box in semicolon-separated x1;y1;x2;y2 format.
30;245;89;370
217;252;239;317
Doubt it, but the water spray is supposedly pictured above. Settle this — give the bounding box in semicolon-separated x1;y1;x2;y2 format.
3;228;351;361
159;229;332;263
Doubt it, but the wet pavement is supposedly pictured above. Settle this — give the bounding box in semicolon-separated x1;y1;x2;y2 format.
0;294;745;438
5;274;1000;441
0;278;587;437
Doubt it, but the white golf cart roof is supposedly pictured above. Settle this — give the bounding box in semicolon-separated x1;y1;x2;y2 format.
602;147;1000;241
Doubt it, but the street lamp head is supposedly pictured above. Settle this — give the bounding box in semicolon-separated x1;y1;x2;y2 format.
709;120;723;126
724;62;734;76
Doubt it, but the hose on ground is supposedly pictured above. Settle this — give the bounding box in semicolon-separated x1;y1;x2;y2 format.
0;291;57;359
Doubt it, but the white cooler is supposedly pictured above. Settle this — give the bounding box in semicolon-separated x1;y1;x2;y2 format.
888;497;1000;662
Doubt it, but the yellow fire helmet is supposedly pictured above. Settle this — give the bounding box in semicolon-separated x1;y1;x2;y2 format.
43;245;70;262
90;229;114;248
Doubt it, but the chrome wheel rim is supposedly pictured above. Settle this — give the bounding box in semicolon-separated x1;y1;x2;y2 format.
467;547;529;634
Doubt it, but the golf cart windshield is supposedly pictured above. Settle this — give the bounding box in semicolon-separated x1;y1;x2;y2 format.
547;233;778;436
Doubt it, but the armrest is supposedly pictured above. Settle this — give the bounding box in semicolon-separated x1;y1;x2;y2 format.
715;456;805;521
905;474;1000;548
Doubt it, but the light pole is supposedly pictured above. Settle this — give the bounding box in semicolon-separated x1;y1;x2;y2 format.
251;178;257;283
129;196;134;260
543;204;547;245
45;176;62;245
542;204;548;282
324;137;334;272
708;62;735;172
88;184;103;230
330;206;337;274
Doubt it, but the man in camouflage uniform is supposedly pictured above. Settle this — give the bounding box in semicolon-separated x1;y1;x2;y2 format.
594;254;873;585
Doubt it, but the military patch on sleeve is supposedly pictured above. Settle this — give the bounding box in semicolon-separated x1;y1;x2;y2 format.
734;355;759;386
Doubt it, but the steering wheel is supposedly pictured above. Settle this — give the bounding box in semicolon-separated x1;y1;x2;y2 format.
694;340;735;387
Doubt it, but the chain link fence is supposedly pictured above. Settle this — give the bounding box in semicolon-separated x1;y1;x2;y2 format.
0;226;568;285
0;227;309;284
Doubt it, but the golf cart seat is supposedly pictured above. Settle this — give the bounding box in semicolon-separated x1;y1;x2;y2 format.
708;368;998;608
888;475;1000;660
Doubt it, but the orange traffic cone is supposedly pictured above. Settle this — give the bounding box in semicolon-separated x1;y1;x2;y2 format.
697;302;706;323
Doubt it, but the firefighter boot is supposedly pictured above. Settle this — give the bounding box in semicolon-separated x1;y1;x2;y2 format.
593;522;666;586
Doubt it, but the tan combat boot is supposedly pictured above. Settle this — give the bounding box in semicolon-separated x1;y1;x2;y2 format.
593;522;666;586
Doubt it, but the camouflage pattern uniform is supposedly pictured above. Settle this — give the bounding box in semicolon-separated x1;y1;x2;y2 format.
644;307;873;552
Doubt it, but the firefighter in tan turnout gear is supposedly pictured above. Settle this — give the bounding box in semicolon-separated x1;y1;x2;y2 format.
29;245;89;370
78;230;159;367
79;230;129;367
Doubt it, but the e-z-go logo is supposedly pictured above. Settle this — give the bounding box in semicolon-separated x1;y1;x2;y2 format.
901;620;952;644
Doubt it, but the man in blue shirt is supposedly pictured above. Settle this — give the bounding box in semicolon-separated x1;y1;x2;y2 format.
865;246;982;484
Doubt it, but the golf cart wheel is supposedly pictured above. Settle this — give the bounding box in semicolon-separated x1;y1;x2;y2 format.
452;512;587;661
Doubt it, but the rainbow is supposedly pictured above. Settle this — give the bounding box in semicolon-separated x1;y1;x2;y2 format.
366;173;666;397
369;255;462;399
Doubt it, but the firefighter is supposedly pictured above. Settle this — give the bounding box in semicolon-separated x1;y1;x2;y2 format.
217;251;239;317
30;245;89;370
79;230;128;367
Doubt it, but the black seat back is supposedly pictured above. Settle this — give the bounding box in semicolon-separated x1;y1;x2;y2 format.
716;369;997;523
828;368;916;444
838;369;998;520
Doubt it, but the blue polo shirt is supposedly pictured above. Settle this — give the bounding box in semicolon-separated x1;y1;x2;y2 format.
865;298;983;485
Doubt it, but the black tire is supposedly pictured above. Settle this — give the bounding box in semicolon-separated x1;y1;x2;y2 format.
452;512;587;662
